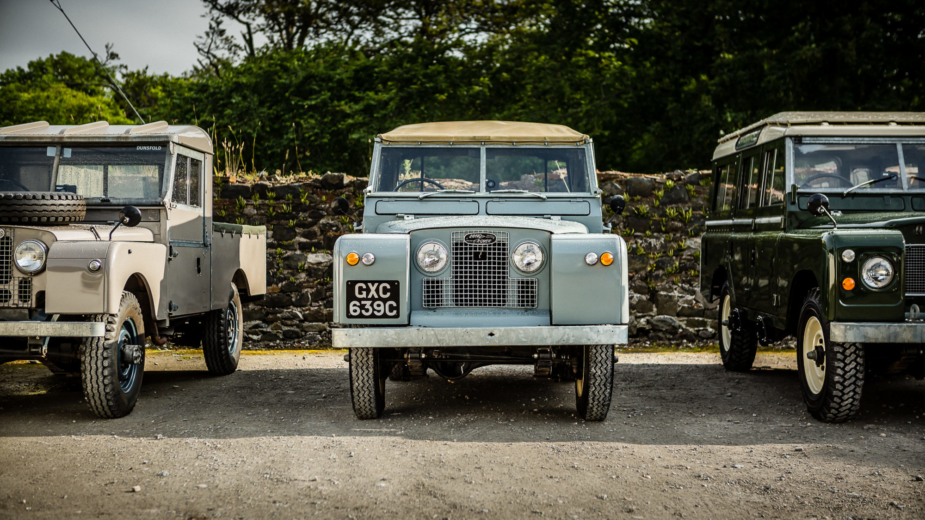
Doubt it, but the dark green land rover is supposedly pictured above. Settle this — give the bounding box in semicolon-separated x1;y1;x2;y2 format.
701;112;925;423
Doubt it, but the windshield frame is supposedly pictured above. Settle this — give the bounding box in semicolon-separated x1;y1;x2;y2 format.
792;137;925;195
0;142;173;205
369;142;598;196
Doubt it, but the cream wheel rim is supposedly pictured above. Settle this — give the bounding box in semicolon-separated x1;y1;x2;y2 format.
721;295;732;350
802;316;826;395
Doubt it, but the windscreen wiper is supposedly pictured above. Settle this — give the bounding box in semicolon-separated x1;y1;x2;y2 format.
843;173;897;196
417;189;475;199
488;189;547;200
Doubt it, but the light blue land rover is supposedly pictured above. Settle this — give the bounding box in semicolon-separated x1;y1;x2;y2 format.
332;121;628;420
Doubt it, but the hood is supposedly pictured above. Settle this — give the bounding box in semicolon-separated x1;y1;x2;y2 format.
801;211;925;245
376;215;588;234
11;224;155;242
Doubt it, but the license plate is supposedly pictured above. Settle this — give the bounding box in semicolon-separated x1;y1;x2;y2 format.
345;281;400;319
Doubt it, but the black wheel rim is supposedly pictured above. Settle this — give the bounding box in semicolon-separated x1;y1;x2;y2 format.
226;300;240;355
117;318;140;393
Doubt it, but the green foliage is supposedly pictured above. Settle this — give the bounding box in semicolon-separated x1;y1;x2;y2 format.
644;230;652;237
279;203;292;214
680;207;694;224
621;227;634;236
633;205;650;217
699;178;711;187
267;191;277;201
266;206;276;218
646;279;658;292
686;184;696;196
664;207;678;220
666;262;680;275
235;217;244;225
235;196;246;212
654;190;664;201
693;250;701;262
635;244;644;255
664;180;675;190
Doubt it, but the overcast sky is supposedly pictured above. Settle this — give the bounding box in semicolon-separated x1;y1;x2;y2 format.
0;0;250;76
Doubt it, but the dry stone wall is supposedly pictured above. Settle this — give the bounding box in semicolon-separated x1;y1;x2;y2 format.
212;170;716;349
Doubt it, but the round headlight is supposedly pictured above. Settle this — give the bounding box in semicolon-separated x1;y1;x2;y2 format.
416;241;448;273
361;252;376;266
841;249;856;263
585;252;599;265
861;256;894;288
512;241;544;273
14;240;47;273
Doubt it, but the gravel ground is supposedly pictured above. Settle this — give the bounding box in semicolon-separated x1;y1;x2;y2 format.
1;349;924;519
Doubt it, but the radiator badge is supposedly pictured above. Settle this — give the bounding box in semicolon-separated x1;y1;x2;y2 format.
464;233;497;245
0;228;5;239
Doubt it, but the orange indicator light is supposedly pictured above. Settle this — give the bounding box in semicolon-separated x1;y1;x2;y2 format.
346;252;360;266
600;252;614;266
842;277;855;290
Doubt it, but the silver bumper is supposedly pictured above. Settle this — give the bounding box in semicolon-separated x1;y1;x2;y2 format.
333;325;628;349
0;321;106;338
829;322;925;343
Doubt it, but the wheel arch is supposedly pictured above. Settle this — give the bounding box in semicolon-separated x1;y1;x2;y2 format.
786;270;820;336
123;273;156;337
710;266;729;303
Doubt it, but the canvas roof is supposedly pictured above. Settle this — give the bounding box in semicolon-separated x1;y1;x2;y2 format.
0;121;213;154
379;121;589;144
718;112;925;144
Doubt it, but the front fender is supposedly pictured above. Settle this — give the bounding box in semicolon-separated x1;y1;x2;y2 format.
46;242;167;315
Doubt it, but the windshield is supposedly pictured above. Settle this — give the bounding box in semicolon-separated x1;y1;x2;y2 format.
374;146;593;193
376;147;480;192
486;148;589;193
793;143;919;192
57;146;168;201
0;147;55;191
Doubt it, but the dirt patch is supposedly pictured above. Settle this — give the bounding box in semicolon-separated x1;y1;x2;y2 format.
1;350;923;519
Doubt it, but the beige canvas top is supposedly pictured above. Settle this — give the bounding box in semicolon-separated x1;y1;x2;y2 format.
379;121;589;145
0;121;213;154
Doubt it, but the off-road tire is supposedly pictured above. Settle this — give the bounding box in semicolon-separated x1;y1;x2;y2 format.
203;284;243;376
80;292;145;418
389;362;411;381
575;345;614;421
718;282;758;372
0;192;86;224
350;348;386;419
797;288;864;423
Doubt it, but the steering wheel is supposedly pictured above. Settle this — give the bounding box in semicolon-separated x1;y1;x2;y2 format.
394;177;445;191
799;173;852;188
0;178;30;191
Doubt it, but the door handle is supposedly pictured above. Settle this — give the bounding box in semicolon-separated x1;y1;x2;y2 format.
196;257;201;274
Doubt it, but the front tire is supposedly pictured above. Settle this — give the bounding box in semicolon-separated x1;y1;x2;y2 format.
80;291;145;418
796;288;864;423
718;282;758;371
203;284;243;376
575;345;614;421
350;348;386;419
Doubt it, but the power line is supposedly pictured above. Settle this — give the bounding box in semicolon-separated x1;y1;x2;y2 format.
49;0;146;124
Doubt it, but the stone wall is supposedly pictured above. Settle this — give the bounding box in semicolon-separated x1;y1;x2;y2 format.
212;169;715;349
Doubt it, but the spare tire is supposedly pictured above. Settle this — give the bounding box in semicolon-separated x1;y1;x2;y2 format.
0;192;86;225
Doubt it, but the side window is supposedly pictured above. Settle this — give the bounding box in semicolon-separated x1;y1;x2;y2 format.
189;158;202;207
740;155;760;209
714;161;739;213
172;156;189;205
761;146;786;206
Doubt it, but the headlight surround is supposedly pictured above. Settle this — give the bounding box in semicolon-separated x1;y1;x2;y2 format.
512;241;545;273
416;241;448;273
861;256;894;289
14;240;48;273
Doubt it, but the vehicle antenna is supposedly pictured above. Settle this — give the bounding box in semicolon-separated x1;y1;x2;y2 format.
49;0;146;124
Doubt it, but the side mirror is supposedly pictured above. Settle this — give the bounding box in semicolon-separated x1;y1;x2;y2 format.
332;197;350;216
609;195;626;216
806;193;830;216
119;206;142;227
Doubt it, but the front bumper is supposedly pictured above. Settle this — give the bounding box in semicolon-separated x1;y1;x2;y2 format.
0;321;105;338
830;322;925;343
333;325;628;349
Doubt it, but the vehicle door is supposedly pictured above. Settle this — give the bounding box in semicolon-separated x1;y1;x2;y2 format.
732;151;760;307
165;147;211;316
752;141;786;315
705;157;739;300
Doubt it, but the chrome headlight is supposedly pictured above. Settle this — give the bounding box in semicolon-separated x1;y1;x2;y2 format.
861;256;894;288
14;240;47;273
416;241;448;273
512;241;544;273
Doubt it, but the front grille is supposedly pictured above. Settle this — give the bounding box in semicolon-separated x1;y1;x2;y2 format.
422;230;538;308
0;230;33;308
906;245;925;295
